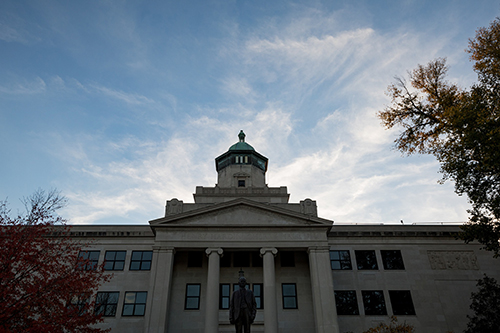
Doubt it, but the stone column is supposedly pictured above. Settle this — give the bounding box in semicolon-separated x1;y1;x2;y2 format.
260;247;278;333
145;245;175;333
205;248;223;333
308;246;340;333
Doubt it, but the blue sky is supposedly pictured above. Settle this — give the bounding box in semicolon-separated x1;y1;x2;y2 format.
1;1;498;224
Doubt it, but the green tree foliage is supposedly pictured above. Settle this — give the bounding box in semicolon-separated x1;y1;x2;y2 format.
378;18;500;256
0;189;111;333
464;275;500;333
362;316;415;333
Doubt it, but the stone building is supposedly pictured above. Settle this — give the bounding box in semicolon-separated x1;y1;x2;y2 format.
73;131;500;333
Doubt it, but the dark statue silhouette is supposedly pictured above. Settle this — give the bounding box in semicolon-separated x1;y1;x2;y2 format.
229;277;257;333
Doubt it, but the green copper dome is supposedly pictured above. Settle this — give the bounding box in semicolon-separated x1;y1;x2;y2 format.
228;130;255;151
215;130;267;172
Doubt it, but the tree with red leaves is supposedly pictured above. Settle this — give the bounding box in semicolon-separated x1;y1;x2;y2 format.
0;189;111;333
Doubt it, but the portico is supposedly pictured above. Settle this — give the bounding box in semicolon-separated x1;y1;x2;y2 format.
147;197;339;333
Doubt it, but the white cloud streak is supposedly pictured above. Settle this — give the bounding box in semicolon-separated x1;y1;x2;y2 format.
0;77;46;94
0;12;41;44
90;85;155;106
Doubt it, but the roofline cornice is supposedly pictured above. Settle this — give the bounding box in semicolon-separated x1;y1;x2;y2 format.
149;197;333;226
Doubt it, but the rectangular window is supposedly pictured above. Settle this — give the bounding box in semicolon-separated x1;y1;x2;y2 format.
362;290;387;315
330;250;352;270
282;283;298;309
233;283;249;293
95;292;119;317
130;251;152;271
233;252;250;267
220;252;231;267
253;283;263;309
220;251;262;267
69;294;90;315
77;250;100;271
355;250;378;270
381;250;405;270
220;284;230;309
251;252;263;267
187;251;203;267
389;290;416;315
238;180;245;187
122;291;147;316
280;252;295;267
334;290;359;315
104;251;126;271
185;284;201;310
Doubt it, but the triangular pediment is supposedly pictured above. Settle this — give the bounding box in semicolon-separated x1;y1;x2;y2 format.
149;198;332;228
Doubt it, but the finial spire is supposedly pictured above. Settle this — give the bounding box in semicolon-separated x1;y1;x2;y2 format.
238;130;245;142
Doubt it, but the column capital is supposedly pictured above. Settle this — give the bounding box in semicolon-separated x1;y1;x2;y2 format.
205;247;223;257
307;246;330;254
260;247;278;257
152;245;176;254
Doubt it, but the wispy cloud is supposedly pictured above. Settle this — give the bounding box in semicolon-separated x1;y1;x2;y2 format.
90;85;155;106
0;77;46;94
0;12;41;44
220;77;255;101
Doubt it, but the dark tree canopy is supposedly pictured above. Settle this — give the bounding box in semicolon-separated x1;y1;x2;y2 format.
378;18;500;256
362;316;415;333
0;189;111;333
464;275;500;333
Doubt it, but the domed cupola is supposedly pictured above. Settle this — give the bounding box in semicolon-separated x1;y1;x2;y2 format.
215;130;268;188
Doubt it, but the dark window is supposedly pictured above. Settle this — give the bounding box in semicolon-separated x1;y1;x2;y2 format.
330;250;352;270
334;291;359;315
280;252;295;267
233;252;250;267
220;284;230;309
355;250;378;270
187;252;203;267
252;252;263;267
233;283;249;293
282;284;298;309
104;251;126;271
238;180;245;187
220;251;262;267
220;252;231;267
69;294;90;315
122;291;147;316
95;292;119;317
185;284;201;310
381;250;405;270
130;251;152;271
362;291;387;315
77;250;100;271
253;284;263;309
389;290;416;315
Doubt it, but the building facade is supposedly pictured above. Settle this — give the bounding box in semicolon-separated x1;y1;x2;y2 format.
73;131;500;333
